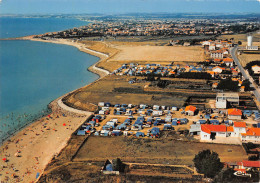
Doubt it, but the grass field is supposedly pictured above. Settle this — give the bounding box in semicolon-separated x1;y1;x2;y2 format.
109;45;205;62
74;136;247;166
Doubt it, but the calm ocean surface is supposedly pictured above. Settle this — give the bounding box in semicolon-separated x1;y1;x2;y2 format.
0;17;99;142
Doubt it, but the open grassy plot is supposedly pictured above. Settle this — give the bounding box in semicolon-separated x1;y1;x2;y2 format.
109;46;205;62
238;54;260;67
74;136;247;166
219;33;260;46
63;75;189;110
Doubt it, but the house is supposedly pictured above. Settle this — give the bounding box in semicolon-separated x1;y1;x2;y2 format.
216;93;239;109
240;86;245;92
212;82;218;89
185;105;197;116
233;122;246;137
200;124;226;140
214;58;222;63
209;45;216;51
252;65;260;74
241;127;260;143
98;102;105;107
223;49;229;55
212;66;224;73
228;108;242;120
226;126;235;137
236;160;260;172
190;124;201;135
223;58;234;67
210;50;223;59
183;42;191;46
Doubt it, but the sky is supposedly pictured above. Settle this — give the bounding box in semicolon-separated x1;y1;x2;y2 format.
0;0;259;14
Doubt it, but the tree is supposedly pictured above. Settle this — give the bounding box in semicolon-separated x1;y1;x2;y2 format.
112;158;125;172
213;168;236;183
217;78;239;91
193;149;224;178
241;79;251;91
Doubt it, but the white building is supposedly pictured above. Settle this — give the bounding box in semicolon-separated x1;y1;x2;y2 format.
216;93;239;109
252;65;260;74
209;45;216;51
228;108;242;120
233;122;246;137
200;124;227;141
210;51;224;59
240;128;260;143
212;66;224;73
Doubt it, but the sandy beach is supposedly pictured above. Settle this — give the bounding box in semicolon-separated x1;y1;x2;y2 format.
0;37;110;182
0;98;91;182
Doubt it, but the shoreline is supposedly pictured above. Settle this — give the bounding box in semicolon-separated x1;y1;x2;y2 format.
0;37;111;182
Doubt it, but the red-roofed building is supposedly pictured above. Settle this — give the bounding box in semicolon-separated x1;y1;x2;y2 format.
226;126;235;137
210;50;223;59
212;66;225;73
252;65;260;74
185;105;197;116
234;122;246;128
237;160;260;172
233;122;247;137
200;124;227;140
241;128;260;143
228;108;242;120
223;58;234;67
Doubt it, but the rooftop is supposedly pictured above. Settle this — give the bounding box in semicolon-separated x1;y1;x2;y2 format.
234;122;246;128
228;108;242;116
201;124;226;134
216;93;239;98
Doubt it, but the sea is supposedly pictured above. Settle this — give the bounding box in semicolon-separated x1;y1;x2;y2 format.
0;17;99;142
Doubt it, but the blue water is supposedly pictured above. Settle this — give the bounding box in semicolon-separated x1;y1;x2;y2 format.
0;17;87;38
0;17;99;142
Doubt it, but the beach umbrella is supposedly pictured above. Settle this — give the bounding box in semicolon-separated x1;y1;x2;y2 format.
2;157;7;162
63;123;66;126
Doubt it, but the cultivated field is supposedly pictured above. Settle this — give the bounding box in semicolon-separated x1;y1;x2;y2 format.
109;46;205;62
74;136;248;166
238;53;260;67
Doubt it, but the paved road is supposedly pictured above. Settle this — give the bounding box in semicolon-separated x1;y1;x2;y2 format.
230;46;260;104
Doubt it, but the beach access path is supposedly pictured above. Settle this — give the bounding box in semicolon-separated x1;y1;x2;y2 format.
0;37;111;182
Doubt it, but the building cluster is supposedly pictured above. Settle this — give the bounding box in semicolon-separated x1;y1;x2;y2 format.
35;19;258;39
75;100;260;144
113;60;246;91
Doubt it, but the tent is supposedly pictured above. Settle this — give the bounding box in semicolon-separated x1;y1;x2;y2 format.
151;127;160;136
136;132;145;137
77;130;86;136
106;164;113;171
